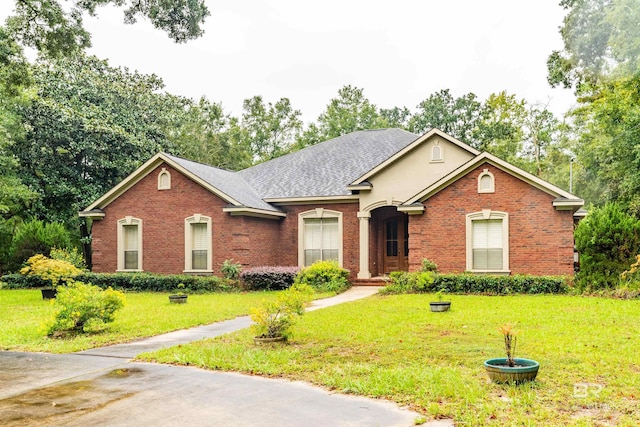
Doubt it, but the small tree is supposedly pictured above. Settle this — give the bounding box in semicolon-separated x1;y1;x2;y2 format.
20;254;81;287
575;203;640;291
47;281;125;336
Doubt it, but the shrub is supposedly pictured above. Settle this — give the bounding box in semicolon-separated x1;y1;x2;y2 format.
1;271;237;292
20;254;82;287
10;220;71;271
47;281;125;336
240;266;300;290
420;258;438;272
381;272;568;295
380;271;435;294
50;247;87;270
293;260;351;293
221;259;242;280
249;283;314;340
575;202;640;291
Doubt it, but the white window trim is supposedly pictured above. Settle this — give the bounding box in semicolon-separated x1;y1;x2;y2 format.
478;168;495;193
117;216;143;272
430;143;444;163
158;167;171;190
298;208;343;268
184;214;213;273
466;210;509;274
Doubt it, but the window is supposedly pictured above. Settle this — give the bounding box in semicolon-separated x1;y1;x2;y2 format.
184;214;212;272
158;168;171;190
478;169;495;193
117;216;142;271
431;143;444;162
466;210;509;272
298;208;343;267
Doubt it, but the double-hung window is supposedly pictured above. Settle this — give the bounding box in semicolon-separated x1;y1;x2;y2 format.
117;216;142;271
299;209;343;267
184;214;212;272
466;210;509;273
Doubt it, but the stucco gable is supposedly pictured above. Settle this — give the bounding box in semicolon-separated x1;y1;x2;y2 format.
349;128;480;187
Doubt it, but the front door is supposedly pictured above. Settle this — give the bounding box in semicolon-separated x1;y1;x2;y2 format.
383;217;409;274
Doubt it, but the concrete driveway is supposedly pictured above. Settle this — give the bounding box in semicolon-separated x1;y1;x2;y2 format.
0;287;428;426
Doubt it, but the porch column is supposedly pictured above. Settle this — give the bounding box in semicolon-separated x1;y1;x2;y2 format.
357;211;371;279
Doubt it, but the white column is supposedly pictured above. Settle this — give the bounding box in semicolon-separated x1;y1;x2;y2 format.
357;211;371;279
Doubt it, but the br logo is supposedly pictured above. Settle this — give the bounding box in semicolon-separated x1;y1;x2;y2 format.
573;383;603;398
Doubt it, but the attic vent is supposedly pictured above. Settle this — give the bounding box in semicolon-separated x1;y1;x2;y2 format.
431;142;444;162
158;168;171;190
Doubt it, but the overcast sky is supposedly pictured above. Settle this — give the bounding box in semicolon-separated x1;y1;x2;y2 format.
1;1;577;123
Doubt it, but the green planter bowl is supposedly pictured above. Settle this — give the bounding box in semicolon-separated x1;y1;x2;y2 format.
484;358;539;384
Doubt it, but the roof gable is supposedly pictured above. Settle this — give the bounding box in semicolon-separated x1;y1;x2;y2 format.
239;128;418;200
81;153;283;215
404;152;584;209
349;128;480;186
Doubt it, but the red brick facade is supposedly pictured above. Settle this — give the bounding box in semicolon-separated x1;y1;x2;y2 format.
90;161;575;278
91;163;361;276
407;164;575;275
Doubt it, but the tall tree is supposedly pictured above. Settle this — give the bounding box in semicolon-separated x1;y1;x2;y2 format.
11;54;186;225
168;97;251;170
409;89;481;146
523;103;560;177
240;96;303;163
474;91;527;162
548;0;640;211
5;0;210;58
297;85;388;148
547;0;640;90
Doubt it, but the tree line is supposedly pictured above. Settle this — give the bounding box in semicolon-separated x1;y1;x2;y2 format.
1;0;640;287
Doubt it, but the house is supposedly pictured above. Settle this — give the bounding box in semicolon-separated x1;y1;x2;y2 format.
79;128;584;281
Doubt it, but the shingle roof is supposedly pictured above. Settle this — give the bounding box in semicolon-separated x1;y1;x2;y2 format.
162;129;418;211
239;129;419;198
164;154;280;212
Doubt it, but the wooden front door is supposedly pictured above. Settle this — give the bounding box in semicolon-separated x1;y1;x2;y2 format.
383;217;409;274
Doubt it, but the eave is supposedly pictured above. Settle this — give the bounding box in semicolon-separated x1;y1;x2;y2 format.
78;209;106;219
265;195;359;205
222;206;287;219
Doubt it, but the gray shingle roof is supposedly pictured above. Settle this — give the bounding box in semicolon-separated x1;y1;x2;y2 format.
165;128;418;211
239;129;419;199
164;154;280;212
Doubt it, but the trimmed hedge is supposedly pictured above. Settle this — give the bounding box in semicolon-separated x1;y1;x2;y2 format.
1;272;237;293
382;272;569;295
240;266;300;290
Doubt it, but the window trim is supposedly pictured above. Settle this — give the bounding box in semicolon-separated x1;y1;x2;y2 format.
117;216;143;272
298;208;343;268
184;214;213;273
465;210;509;273
478;168;495;193
158;167;171;190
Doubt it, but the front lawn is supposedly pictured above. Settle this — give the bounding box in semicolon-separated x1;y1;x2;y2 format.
140;294;640;426
0;289;284;353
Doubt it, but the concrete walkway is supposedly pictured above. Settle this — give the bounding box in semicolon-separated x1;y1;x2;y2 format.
0;286;444;427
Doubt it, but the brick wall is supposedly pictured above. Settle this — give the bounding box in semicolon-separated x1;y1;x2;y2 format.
276;203;360;278
91;163;360;276
408;164;575;276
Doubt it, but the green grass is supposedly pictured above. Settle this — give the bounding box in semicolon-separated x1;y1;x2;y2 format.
0;289;286;353
140;294;640;426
